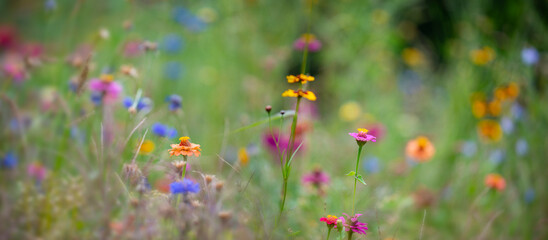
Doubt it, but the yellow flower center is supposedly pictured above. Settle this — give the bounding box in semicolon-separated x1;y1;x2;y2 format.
417;136;429;148
179;136;191;146
100;74;114;82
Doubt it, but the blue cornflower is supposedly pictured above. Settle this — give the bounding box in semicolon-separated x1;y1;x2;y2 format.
170;178;200;194
521;47;539;66
91;91;103;106
516;139;528;156
123;97;151;111
525;188;535;204
151;123;178;138
460;141;477;157
164;61;185;80
162;34;184;53
1;152;17;169
45;0;57;11
165;94;182;111
363;155;380;174
173;7;207;32
489;149;505;165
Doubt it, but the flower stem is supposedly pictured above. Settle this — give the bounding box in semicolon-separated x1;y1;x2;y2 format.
352;144;364;215
347;231;353;240
181;156;188;180
326;228;332;240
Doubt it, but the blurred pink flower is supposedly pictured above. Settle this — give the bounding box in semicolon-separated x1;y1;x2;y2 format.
89;74;123;103
262;129;304;161
123;40;144;58
27;162;47;182
2;55;27;82
293;33;322;52
342;213;368;235
301;168;330;185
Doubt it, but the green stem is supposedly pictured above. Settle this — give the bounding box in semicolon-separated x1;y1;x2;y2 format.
352;144;364;215
347;231;353;240
181;156;188;180
326;228;332;240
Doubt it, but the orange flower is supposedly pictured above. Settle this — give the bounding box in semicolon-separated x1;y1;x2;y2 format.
470;46;495;65
471;100;487;118
477;120;502;142
485;173;506;191
286;74;315;84
487;100;501;116
282;89;317;101
168;136;201;157
505;82;519;100
405;136;435;162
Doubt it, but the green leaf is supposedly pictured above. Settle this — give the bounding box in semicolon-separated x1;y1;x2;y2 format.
355;174;367;185
346;171;356;176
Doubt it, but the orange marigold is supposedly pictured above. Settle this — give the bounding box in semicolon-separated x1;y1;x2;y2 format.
405;136;435;162
485;173;506;191
282;89;317;101
169;136;201;157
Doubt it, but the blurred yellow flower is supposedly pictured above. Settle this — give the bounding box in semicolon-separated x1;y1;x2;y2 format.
339;101;361;122
471;100;487;118
238;148;249;166
372;9;389;25
402;48;424;67
505;82;519;100
477;119;502;142
287;74;315;84
487;100;501;116
138;140;155;154
470;47;495;65
282;89;317;101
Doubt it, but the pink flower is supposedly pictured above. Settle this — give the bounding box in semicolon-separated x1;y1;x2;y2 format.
2;55;26;82
262;129;304;161
293;33;322;52
27;162;47;182
301;168;330;185
349;128;376;145
123;40;144;58
320;215;343;227
342;213;368;235
89;74;123;103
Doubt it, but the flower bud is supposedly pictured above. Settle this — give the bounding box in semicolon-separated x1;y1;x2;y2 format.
265;105;272;113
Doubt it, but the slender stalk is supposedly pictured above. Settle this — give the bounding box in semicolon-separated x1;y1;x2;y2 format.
352;145;364;215
181;156;188;180
347;231;353;240
326;228;332;240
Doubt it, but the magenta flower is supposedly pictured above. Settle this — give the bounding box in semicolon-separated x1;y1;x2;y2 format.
262;129;304;161
301;168;330;185
293;33;322;52
343;213;368;235
349;128;376;146
89;74;123;103
2;55;26;82
27;162;47;182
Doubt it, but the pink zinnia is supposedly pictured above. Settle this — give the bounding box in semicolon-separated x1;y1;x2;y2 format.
349;128;376;145
27;162;47;182
320;215;343;227
262;129;304;161
293;33;322;52
89;74;123;103
343;213;368;235
301;168;330;185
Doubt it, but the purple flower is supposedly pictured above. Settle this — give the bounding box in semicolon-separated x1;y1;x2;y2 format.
262;129;304;161
165;94;182;111
342;213;368;235
123;96;151;111
301;168;330;185
170;178;200;194
88;75;122;104
1;151;17;169
293;34;322;52
27;162;47;182
521;47;539;65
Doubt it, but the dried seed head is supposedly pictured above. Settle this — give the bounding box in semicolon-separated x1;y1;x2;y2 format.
218;211;232;223
280;110;285;115
265;105;272;113
215;181;224;192
205;175;214;185
122;163;141;184
142;41;157;51
171;160;187;175
130;198;140;208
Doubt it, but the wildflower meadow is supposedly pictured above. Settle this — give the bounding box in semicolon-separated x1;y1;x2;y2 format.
1;0;548;239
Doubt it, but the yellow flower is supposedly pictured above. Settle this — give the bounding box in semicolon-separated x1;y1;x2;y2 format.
471;100;487;118
286;74;315;84
402;48;424;67
138;140;155;154
477;119;502;142
238;148;249;166
505;82;519;100
339;101;361;122
100;74;114;82
470;47;495;65
487;100;501;116
282;89;316;101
